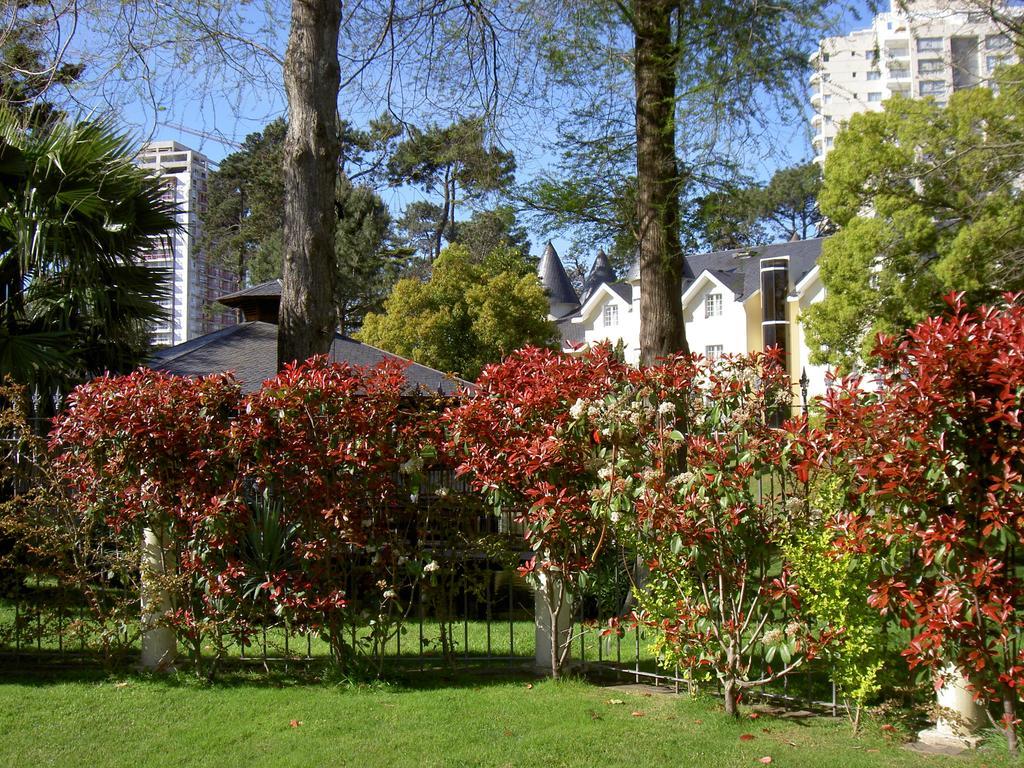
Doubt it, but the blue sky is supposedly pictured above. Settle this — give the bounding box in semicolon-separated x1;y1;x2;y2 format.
78;1;877;267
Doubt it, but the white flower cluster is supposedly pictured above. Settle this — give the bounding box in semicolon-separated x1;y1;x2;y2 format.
383;589;398;600
423;560;440;574
569;398;587;420
762;628;785;646
657;401;676;417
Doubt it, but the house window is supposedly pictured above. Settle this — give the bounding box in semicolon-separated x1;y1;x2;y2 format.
867;92;882;102
920;80;946;97
704;292;723;318
602;304;618;328
987;54;1007;72
918;59;944;75
986;34;1010;50
705;345;723;360
917;37;943;53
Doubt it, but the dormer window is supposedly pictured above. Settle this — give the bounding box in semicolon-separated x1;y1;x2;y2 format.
704;292;723;318
603;304;618;327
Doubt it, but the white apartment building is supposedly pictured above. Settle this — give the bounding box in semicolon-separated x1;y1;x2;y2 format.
810;1;1018;164
136;141;237;346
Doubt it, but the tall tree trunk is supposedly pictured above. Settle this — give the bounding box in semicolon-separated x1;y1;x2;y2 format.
278;0;341;369
634;0;688;365
432;166;453;262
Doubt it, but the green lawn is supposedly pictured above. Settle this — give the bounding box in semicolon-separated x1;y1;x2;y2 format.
0;669;1016;768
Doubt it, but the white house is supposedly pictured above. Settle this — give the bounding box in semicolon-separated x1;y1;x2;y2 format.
537;237;831;402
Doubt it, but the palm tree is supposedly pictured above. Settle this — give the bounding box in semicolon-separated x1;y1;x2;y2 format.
0;110;177;392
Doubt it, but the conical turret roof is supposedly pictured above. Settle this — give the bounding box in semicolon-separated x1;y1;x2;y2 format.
536;241;579;308
580;249;615;304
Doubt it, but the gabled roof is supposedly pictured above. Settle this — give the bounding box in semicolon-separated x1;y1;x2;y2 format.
680;270;744;312
573;281;634;324
150;321;465;395
217;279;282;304
537;242;580;308
580;249;615;304
625;238;824;301
625;238;824;300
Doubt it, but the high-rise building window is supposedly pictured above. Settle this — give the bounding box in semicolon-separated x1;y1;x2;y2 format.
704;293;723;319
867;70;881;80
986;34;1010;50
823;94;832;104
705;345;723;360
920;80;946;97
918;59;944;75
867;92;882;102
602;304;618;327
988;54;1007;72
917;37;943;52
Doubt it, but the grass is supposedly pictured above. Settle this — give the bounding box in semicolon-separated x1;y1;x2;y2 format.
0;668;1018;768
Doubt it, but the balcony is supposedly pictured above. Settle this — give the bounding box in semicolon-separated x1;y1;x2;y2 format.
810;91;822;107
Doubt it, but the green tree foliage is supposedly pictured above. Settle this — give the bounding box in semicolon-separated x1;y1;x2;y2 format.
201;118;402;333
388;118;516;261
358;244;555;380
805;68;1024;370
784;476;887;734
334;176;404;335
0;110;175;390
0;1;83;124
449;205;531;264
200;118;287;287
685;162;833;252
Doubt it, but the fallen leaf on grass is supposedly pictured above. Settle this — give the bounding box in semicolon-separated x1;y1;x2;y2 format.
866;749;879;754
758;757;773;764
739;734;756;742
114;681;129;689
641;692;652;697
525;683;533;689
694;719;703;725
880;724;896;733
607;699;625;705
587;710;602;721
289;720;302;728
631;711;646;717
761;728;771;734
503;729;514;737
749;712;760;719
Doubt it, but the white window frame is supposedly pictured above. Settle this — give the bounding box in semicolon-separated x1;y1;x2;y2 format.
917;37;943;53
704;292;723;319
602;303;618;328
705;345;724;360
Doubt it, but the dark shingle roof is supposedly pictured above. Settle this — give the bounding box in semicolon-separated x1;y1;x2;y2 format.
537;242;580;307
580;249;615;304
606;282;633;304
626;238;824;300
217;279;282;304
150;322;465;395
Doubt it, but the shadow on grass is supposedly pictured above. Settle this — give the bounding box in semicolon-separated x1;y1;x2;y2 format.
0;648;547;692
